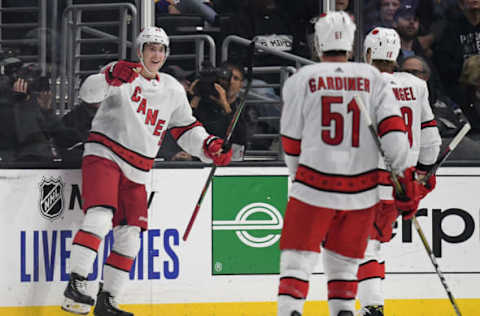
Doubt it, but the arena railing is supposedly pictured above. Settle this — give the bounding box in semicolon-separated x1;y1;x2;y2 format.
57;3;138;113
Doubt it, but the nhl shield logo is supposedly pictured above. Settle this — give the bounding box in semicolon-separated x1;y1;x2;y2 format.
39;177;65;220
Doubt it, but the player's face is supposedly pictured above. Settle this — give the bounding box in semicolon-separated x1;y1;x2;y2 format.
142;43;167;74
464;0;480;9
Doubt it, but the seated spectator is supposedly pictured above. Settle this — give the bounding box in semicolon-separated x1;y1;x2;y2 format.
458;54;480;140
433;0;480;107
191;61;248;161
400;55;480;160
155;0;181;15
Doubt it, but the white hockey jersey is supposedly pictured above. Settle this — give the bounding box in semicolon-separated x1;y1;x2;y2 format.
81;71;211;184
281;62;411;210
378;71;442;200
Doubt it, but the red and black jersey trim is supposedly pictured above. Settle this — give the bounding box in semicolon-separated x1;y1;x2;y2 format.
72;230;102;252
278;276;309;299
170;121;203;141
281;135;301;156
295;165;391;194
327;279;358;300
377;115;407;137
87;132;154;172
358;259;385;282
105;251;135;273
421;119;437;129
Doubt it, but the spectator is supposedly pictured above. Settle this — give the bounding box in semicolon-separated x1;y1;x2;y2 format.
191;61;248;161
400;55;480;160
364;0;402;32
394;4;430;59
459;54;480;140
433;0;480;106
155;0;181;15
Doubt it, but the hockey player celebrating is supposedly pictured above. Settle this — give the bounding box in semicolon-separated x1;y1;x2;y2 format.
277;11;421;316
61;26;232;316
356;27;441;316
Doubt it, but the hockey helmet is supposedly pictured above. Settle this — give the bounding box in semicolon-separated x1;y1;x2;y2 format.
363;27;400;63
313;11;356;57
136;26;170;67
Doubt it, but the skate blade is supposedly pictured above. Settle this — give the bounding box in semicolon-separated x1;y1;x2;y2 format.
61;297;91;315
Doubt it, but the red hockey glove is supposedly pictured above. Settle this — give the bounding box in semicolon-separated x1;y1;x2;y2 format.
392;167;421;220
203;136;232;166
105;61;141;86
416;170;436;200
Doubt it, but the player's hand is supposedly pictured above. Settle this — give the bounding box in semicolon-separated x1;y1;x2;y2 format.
416;169;436;200
203;135;232;166
105;60;142;86
392;167;422;220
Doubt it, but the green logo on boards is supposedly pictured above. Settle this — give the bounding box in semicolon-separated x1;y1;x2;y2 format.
211;176;288;275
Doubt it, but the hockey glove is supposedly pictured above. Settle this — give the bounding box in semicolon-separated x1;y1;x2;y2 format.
105;60;141;86
392;166;421;220
416;169;436;200
203;136;232;166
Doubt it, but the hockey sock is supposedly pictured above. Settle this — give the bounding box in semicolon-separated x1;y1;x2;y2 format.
103;225;140;298
357;239;385;307
277;250;318;316
70;207;113;277
323;248;359;316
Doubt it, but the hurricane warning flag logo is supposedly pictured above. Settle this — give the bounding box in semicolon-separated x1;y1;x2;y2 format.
212;202;283;248
39;177;65;220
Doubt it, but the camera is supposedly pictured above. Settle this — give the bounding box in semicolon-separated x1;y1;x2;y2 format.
14;63;50;94
194;62;232;98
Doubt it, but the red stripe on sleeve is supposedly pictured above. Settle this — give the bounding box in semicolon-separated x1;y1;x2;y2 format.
105;251;135;272
73;230;102;252
377;116;406;137
170;121;203;140
281;135;301;156
357;260;385;281
421;119;437;129
278;277;309;299
327;280;358;300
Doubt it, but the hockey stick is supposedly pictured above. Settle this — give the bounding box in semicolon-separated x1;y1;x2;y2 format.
421;119;471;184
354;96;463;316
182;41;256;242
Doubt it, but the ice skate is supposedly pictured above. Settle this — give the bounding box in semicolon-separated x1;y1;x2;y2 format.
357;305;384;316
291;311;301;316
61;272;95;315
94;291;133;316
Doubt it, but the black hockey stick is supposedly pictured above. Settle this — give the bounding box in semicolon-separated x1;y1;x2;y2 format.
182;41;256;242
421;119;471;184
354;95;463;316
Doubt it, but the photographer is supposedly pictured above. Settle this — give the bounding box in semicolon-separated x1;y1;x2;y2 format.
0;62;81;162
190;61;247;160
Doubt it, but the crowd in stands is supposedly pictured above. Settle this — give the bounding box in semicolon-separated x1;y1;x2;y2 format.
0;0;479;164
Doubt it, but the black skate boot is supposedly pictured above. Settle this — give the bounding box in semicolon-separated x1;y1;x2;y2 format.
358;305;384;316
61;272;95;315
94;291;133;316
291;311;302;316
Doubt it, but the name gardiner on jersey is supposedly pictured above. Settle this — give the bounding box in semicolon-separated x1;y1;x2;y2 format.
308;76;370;93
131;86;167;145
392;87;416;101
